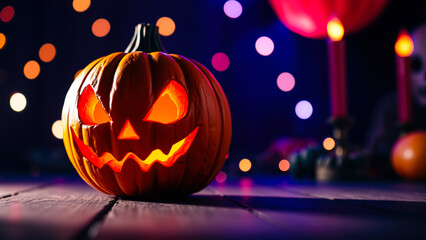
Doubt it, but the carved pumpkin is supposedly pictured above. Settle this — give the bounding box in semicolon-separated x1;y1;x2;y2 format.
62;24;232;196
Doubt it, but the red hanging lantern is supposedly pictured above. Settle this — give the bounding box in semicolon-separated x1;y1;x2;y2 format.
268;0;388;39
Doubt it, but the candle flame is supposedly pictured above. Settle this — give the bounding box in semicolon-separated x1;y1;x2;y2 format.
395;30;414;57
327;18;344;41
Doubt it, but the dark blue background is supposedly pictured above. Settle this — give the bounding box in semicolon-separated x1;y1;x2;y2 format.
0;0;424;174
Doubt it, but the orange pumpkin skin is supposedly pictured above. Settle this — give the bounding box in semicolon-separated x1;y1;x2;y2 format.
391;131;426;181
62;50;232;196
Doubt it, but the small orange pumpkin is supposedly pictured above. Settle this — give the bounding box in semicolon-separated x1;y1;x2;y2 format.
391;131;426;181
62;24;232;196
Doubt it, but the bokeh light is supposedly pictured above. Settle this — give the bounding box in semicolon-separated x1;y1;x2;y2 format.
215;171;227;183
395;31;414;57
72;0;91;13
327;18;344;41
224;0;243;19
277;72;295;92
211;52;230;72
10;93;27;112
0;6;14;23
323;137;335;151
279;159;290;172
239;158;252;172
92;18;110;37
295;100;313;120
51;120;63;139
39;43;56;63
23;60;41;80
156;17;175;36
0;33;5;50
255;36;274;56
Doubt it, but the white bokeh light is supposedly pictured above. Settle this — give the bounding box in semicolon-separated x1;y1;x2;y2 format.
295;100;313;119
224;0;243;19
255;36;274;56
10;92;27;112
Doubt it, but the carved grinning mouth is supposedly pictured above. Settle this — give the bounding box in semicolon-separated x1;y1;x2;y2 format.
71;127;199;173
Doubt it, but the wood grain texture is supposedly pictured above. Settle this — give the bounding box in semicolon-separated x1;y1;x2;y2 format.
95;188;284;239
283;182;426;219
0;183;45;198
210;182;426;239
0;182;113;240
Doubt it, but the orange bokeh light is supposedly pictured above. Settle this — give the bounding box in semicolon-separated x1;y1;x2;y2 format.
327;18;344;41
72;0;91;13
323;137;336;151
395;30;414;57
239;158;252;172
92;18;111;37
23;60;40;80
279;159;290;172
39;43;56;62
156;17;176;36
0;33;5;50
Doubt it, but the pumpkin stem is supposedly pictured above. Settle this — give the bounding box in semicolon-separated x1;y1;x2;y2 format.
125;23;166;53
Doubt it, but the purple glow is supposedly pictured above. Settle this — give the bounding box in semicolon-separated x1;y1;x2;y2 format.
295;100;313;120
277;72;295;92
224;0;243;19
211;52;230;72
255;36;274;56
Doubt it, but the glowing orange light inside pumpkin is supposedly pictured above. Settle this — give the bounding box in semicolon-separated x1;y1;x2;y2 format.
327;18;344;41
279;159;290;172
239;158;252;172
71;126;199;172
395;30;414;57
144;80;188;124
39;43;56;62
78;85;112;125
117;120;140;140
23;60;40;80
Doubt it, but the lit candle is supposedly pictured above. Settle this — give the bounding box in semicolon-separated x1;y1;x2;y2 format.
394;29;414;124
327;18;347;118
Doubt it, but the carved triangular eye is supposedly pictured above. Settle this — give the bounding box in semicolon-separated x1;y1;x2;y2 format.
143;81;188;124
78;85;112;126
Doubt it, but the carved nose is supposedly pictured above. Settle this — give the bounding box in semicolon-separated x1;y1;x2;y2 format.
117;120;140;140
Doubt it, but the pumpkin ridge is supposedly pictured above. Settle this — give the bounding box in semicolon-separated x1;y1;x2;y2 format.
190;60;232;190
170;55;223;192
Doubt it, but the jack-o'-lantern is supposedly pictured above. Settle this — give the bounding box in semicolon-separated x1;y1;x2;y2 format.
62;24;232;196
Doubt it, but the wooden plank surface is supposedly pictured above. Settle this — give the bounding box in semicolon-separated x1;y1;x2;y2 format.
0;178;425;239
0;184;41;198
0;182;114;240
209;181;426;239
283;183;426;219
95;187;284;239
